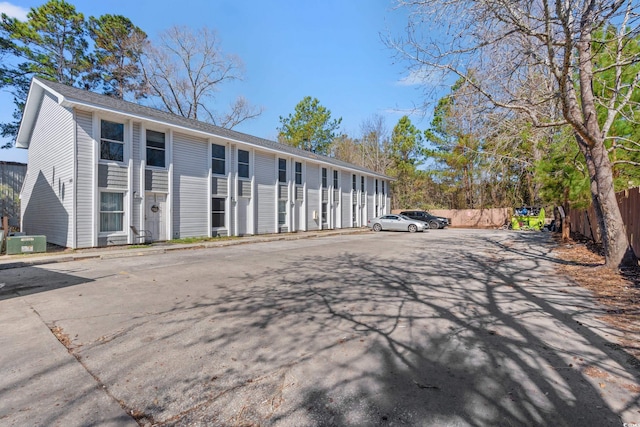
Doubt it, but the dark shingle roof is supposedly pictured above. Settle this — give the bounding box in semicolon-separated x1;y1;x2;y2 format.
35;77;391;179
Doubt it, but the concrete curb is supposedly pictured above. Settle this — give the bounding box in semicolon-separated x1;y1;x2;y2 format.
0;228;370;270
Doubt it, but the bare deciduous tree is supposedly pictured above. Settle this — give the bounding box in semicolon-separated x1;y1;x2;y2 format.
391;0;639;268
360;114;392;174
142;26;262;129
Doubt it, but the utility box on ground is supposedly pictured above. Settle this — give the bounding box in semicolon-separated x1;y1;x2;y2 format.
6;235;47;255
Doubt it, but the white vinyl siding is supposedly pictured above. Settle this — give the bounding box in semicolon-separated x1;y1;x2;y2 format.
21;91;75;247
341;171;351;228
367;176;375;220
172;132;209;238
145;169;169;192
386;188;391;214
306;164;320;230
228;148;236;234
75;109;94;248
98;164;128;188
132;122;142;234
382;180;389;214
255;151;276;234
211;176;227;196
21;80;397;249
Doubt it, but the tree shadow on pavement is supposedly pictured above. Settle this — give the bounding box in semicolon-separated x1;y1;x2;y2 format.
63;232;640;426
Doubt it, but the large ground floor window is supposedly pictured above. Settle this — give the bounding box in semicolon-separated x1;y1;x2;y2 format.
278;200;287;226
212;197;225;228
100;191;124;232
321;202;328;225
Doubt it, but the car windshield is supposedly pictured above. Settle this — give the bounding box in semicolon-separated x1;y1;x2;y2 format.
399;215;412;221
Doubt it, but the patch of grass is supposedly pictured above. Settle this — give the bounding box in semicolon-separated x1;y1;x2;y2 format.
168;235;238;244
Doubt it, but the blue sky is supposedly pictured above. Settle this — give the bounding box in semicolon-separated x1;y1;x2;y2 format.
0;0;432;163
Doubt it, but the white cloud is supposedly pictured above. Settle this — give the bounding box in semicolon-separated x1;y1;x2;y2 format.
383;107;426;116
397;69;440;87
0;2;29;20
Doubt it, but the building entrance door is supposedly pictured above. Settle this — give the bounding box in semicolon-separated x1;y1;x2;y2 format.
145;193;167;241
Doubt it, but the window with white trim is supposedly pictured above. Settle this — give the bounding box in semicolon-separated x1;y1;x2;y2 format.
322;168;327;188
321;202;328;224
211;197;225;228
100;120;124;162
278;200;287;226
278;158;286;182
146;130;165;168
212;144;226;175
333;170;338;189
238;149;250;178
295;162;302;185
100;191;124;232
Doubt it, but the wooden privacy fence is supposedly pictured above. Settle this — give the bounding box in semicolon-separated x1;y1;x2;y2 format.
393;208;512;228
568;187;639;256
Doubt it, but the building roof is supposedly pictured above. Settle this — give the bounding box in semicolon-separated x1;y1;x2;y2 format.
18;77;392;180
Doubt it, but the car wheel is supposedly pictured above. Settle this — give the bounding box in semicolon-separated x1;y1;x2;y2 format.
373;223;382;232
428;220;439;229
408;224;417;233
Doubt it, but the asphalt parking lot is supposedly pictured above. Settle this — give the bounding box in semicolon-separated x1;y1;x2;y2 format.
1;229;639;426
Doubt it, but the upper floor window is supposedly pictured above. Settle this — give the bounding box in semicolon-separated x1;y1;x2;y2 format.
322;168;327;188
238;149;250;178
361;176;365;192
146;130;165;168
352;174;357;191
333;170;338;189
212;144;226;175
278;158;287;182
295;162;302;185
375;179;379;193
382;181;385;195
100;120;124;162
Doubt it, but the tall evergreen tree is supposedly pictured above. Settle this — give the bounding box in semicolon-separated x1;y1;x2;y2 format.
88;14;147;99
424;78;484;208
592;25;640;190
388;116;426;209
277;96;342;155
0;0;90;146
535;127;592;209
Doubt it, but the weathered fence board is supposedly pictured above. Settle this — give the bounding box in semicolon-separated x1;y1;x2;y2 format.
393;208;511;228
569;187;639;256
1;161;27;225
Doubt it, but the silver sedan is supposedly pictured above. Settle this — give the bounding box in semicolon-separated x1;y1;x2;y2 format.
368;214;426;233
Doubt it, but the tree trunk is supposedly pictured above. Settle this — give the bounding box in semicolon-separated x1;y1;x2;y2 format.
589;138;637;268
575;133;607;248
566;16;638;269
574;131;636;268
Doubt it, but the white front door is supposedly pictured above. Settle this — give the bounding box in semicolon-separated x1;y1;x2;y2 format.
237;197;249;236
145;193;167;241
296;199;304;231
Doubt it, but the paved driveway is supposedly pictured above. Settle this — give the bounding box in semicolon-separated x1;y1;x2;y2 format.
1;229;638;426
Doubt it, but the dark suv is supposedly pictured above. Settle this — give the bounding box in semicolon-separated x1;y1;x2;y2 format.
399;210;449;229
